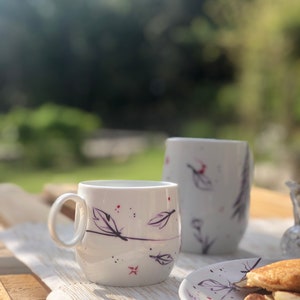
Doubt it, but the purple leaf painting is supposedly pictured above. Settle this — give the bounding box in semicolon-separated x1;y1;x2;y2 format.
199;278;233;291
198;278;235;300
92;207;128;241
149;253;174;265
186;289;198;300
231;147;250;221
239;257;261;280
86;207;180;242
198;258;262;300
191;218;215;254
187;162;213;191
147;209;176;229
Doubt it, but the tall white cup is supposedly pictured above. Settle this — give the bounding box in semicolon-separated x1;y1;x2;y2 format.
162;138;253;254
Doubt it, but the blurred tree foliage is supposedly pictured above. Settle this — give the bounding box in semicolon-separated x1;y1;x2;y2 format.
203;0;300;130
0;0;232;135
198;0;300;173
0;104;100;168
1;0;300;174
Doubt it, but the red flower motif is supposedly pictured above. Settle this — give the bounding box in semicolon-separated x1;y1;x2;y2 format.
128;266;138;275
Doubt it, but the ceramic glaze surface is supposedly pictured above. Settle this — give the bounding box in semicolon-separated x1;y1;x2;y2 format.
162;138;253;254
48;180;181;286
179;258;272;300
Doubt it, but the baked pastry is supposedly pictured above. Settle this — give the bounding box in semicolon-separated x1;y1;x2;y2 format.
244;293;273;300
244;291;300;300
273;291;300;300
246;259;300;292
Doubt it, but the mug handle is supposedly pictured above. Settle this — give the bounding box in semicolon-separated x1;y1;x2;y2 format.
48;193;87;248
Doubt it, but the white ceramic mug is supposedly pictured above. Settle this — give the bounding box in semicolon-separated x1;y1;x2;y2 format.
162;138;253;254
48;180;181;287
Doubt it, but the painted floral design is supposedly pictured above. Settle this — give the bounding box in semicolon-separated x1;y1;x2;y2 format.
197;258;262;300
238;257;262;281
86;207;178;242
186;289;198;300
85;206;179;279
187;160;213;190
191;218;215;254
231;147;250;221
128;266;138;275
147;209;176;229
149;253;174;265
91;207;128;241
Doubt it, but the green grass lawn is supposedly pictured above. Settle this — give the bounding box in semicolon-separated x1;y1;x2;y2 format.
0;148;165;193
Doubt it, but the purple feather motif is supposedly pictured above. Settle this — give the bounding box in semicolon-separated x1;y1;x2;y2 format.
192;218;215;254
149;253;174;265
86;207;179;241
232;147;250;221
187;160;213;191
92;207;128;241
147;209;176;229
198;258;262;300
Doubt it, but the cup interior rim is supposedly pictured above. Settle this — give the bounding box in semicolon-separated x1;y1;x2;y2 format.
79;180;177;189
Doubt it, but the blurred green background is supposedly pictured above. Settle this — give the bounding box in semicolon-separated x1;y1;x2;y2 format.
1;0;300;193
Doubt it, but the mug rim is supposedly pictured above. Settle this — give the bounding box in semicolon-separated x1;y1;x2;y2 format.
79;180;177;189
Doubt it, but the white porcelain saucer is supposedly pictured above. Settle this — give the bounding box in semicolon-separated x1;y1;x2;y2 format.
179;257;271;300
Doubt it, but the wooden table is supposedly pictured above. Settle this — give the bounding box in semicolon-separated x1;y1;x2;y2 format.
0;183;293;299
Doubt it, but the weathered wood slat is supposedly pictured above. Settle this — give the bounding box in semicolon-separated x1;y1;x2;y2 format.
0;183;70;227
250;186;292;218
0;183;71;300
0;274;49;300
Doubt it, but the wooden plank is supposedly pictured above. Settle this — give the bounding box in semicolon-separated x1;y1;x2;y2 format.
42;183;77;220
0;244;51;300
0;183;71;300
0;230;34;279
0;183;70;227
250;186;292;218
0;257;31;275
0;280;11;300
0;274;50;300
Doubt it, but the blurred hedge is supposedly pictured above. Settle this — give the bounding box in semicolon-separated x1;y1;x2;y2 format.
196;0;300;177
0;104;101;168
1;0;300;177
0;0;231;135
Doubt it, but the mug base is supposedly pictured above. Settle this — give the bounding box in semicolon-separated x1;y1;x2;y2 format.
85;274;170;287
